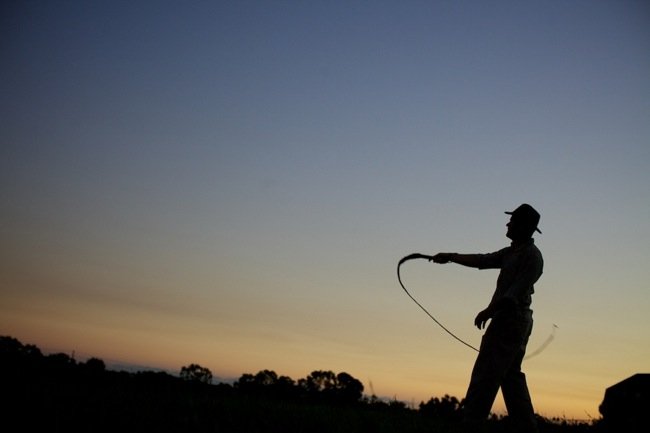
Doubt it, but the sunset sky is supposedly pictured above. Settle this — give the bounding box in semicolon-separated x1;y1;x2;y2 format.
1;0;649;420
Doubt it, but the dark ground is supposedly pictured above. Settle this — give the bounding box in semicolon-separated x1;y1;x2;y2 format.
2;335;605;433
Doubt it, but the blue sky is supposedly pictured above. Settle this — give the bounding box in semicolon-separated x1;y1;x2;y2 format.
1;0;649;418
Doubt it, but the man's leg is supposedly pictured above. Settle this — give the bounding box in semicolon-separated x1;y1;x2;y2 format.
463;349;502;422
502;370;538;432
501;319;538;432
463;318;519;423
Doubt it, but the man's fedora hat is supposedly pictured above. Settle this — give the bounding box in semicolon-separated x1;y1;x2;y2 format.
506;204;542;234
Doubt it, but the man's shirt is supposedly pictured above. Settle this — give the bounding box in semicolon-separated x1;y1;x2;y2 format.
476;238;543;313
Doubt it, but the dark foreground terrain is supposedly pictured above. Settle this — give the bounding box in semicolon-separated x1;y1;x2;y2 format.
2;335;601;432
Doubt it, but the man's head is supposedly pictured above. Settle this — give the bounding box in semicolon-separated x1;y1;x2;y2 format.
505;204;541;240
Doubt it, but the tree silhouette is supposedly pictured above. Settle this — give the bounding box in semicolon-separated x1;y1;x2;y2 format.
84;357;106;372
333;372;364;403
235;369;298;400
297;370;364;404
179;363;212;384
299;370;337;394
253;369;279;386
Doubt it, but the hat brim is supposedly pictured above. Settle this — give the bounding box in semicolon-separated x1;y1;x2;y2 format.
505;211;542;234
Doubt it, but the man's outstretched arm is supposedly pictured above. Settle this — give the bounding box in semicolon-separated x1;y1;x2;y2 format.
430;253;483;268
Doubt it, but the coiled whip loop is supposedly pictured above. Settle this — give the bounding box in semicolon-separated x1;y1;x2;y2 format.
398;254;479;352
397;253;557;359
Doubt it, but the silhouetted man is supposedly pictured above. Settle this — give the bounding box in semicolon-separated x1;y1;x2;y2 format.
431;204;543;432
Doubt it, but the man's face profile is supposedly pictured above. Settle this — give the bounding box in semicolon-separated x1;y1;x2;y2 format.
506;217;532;241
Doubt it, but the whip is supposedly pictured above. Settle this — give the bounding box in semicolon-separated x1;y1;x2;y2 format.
397;253;556;359
398;254;479;352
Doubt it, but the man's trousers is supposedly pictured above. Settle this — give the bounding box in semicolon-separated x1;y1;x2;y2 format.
463;312;538;432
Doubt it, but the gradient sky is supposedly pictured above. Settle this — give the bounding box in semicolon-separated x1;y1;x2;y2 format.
2;0;649;420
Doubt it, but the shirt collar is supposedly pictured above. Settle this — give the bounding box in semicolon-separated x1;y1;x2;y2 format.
511;238;534;248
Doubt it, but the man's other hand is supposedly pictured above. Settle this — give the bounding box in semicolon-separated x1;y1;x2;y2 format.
474;309;492;329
